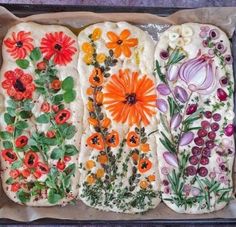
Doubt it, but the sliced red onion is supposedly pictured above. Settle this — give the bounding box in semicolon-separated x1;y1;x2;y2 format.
167;65;179;81
170;113;182;129
174;86;188;103
156;99;168;113
179;51;215;95
163;151;178;168
156;83;170;96
180;132;194;146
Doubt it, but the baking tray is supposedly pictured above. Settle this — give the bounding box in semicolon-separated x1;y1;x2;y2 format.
0;3;236;225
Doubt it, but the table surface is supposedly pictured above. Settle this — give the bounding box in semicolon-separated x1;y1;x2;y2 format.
0;0;236;7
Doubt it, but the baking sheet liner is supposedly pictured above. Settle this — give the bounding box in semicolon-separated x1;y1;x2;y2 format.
0;6;236;222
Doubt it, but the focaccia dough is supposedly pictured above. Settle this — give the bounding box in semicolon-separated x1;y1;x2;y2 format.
155;23;234;213
77;22;161;213
0;22;82;206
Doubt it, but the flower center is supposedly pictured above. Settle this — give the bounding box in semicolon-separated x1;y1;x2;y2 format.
16;41;23;48
141;161;148;169
54;43;62;51
59;113;67;121
92;136;99;144
125;93;136;105
14;79;26;92
117;39;123;45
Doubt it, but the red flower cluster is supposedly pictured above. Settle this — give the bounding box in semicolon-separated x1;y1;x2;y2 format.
40;32;77;66
2;68;35;100
4;31;34;59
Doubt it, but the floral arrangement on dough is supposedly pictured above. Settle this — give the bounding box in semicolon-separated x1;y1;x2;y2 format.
1;30;79;204
156;25;234;211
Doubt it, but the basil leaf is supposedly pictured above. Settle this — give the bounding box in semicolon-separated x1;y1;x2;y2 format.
5;177;13;185
19;111;32;119
17;190;31;203
41;137;57;146
48;189;62;204
62;76;74;91
63;90;76;103
63;125;76;139
23;100;34;111
30;47;41;61
15;120;28;129
4;113;14;125
3;141;13;149
0;131;12;139
16;59;29;69
11;160;22;169
7;107;16;117
36;114;50;124
52;94;63;104
50;147;64;160
65;144;78;156
7;99;17;108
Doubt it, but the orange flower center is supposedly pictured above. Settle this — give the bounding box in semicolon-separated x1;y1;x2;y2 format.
91;135;100;145
117;39;123;45
54;43;62;51
14;79;26;92
16;41;23;48
125;93;136;105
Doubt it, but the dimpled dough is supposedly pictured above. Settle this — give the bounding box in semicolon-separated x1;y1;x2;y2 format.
0;22;82;206
77;22;161;213
155;23;235;213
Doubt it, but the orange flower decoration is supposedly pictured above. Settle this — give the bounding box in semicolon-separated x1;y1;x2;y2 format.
87;133;104;151
106;29;138;58
89;68;103;86
104;70;156;126
4;31;34;59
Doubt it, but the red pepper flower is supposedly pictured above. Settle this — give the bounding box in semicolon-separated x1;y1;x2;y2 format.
1;149;17;163
15;135;28;148
56;159;66;170
51;79;61;90
37;162;49;174
10;169;20;179
24;151;39;168
2;68;35;100
40;32;77;66
21;168;31;178
33;169;42;179
11;182;21;192
4;31;34;59
46;130;56;138
41;102;50;113
6;125;14;133
55;109;71;124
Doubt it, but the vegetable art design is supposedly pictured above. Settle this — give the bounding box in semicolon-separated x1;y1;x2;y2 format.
0;30;78;205
79;25;159;212
156;24;234;213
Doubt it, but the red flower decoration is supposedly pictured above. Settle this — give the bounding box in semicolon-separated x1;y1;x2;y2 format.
40;32;77;66
4;31;34;59
1;149;17;163
2;68;35;100
24;151;39;168
15;135;28;148
55;109;71;124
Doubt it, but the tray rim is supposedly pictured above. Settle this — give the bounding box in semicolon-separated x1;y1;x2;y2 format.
0;3;235;225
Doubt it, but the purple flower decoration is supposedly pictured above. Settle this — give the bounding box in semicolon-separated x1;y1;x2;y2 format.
180;132;194;146
174;86;188;103
156;83;170;96
163;152;178;168
156;99;168;113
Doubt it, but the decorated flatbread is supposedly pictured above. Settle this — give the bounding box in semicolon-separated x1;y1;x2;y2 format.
155;23;234;213
0;22;82;206
77;22;161;213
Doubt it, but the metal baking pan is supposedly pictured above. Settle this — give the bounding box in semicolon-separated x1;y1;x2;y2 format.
0;3;235;225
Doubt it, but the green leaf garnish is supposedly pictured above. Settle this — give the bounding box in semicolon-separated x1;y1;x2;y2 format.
16;59;29;69
30;47;41;61
63;90;76;103
62;76;74;91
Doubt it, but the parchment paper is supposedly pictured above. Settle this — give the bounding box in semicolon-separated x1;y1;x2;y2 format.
0;6;236;222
